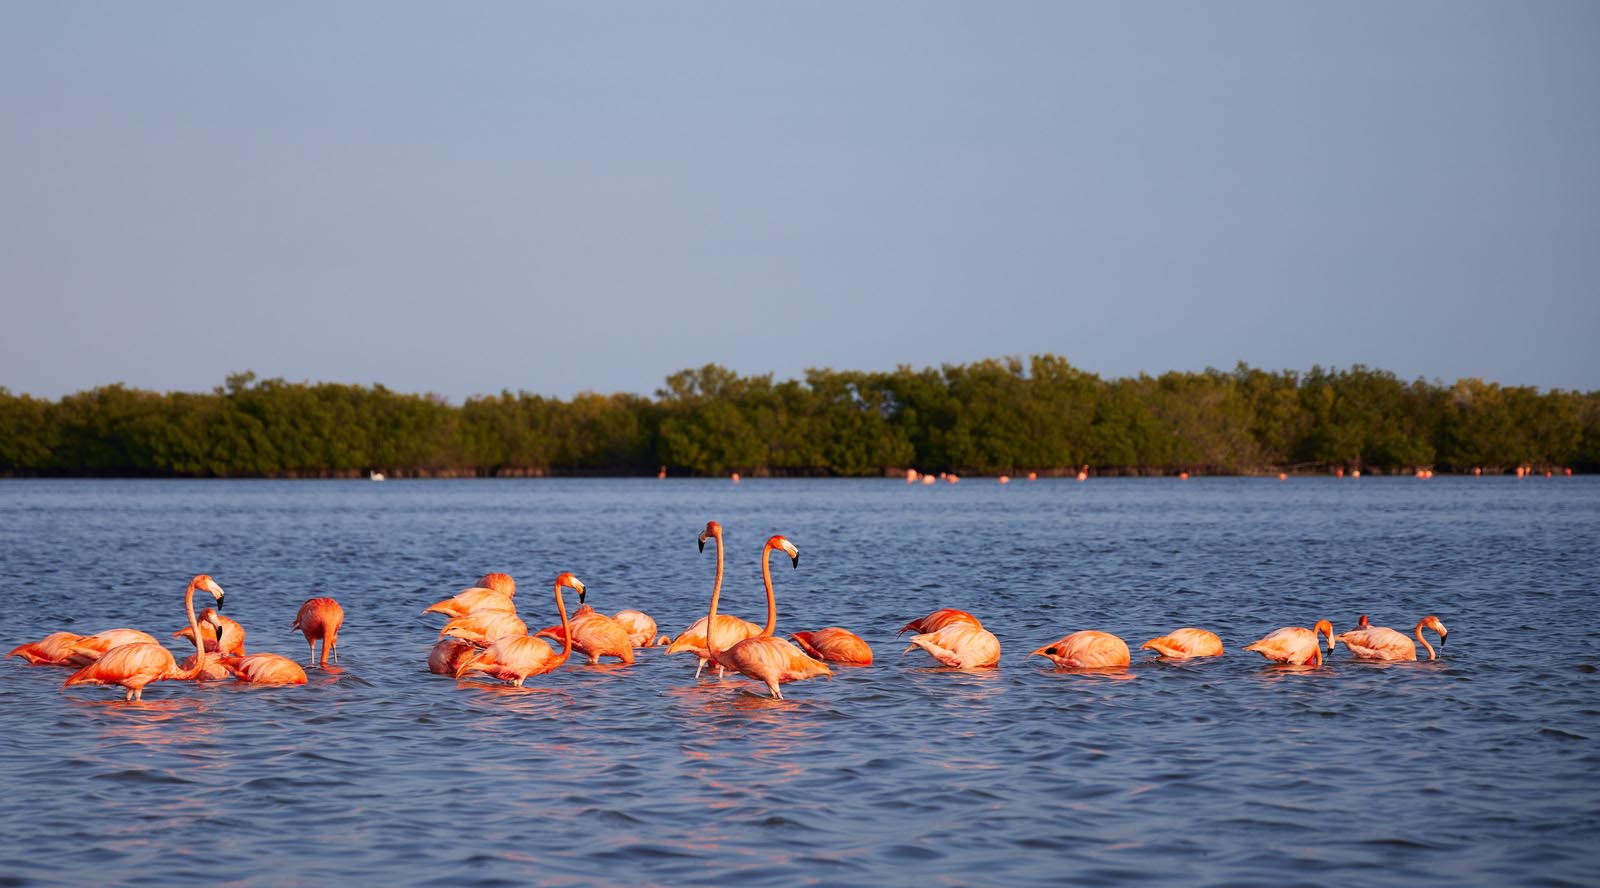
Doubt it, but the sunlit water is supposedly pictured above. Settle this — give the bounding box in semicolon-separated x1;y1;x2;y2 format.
1;477;1596;886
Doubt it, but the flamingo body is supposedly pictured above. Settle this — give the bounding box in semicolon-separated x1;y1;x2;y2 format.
612;609;662;648
536;605;634;665
422;586;515;618
1138;627;1224;659
897;608;980;637
59;575;224;700
1032;630;1131;669
1332;616;1448;661
1244;621;1334;667
711;635;831;699
292;598;344;666
666;614;763;674
65;629;160;666
458;635;561;686
440;611;527;647
223;653;308;684
790;628;874;665
428;638;480;676
904;623;1001;668
7;632;84;665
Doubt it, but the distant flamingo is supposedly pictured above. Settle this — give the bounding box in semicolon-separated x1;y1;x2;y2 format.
428;637;480;676
456;573;582;687
172;607;246;656
704;535;830;698
1331;615;1449;661
440;611;528;647
613;610;665;647
1031;630;1131;669
904;621;1001;669
7;632;84;665
64;629;162;667
1138;627;1224;659
790;628;873;666
61;574;225;701
896;608;981;636
666;521;765;677
535;603;634;665
221;652;308;685
1244;620;1334;667
292;598;344;667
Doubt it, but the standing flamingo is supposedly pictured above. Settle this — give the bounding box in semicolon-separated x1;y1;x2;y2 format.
61;575;225;701
666;521;766;677
1244;620;1334;667
1331;615;1448;661
456;573;582;686
896;608;980;636
1138;627;1224;659
64;629;161;667
1031;630;1131;669
534;602;634;665
172;607;246;656
703;535;830;698
7;632;85;666
292;598;344;667
221;653;308;684
790;628;874;665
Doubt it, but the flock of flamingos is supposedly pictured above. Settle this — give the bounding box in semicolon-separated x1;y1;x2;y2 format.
7;520;1450;702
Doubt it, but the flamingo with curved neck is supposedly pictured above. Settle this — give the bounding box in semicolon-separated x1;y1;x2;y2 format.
704;535;830;698
455;573;582;687
665;521;764;676
1243;619;1333;667
1331;615;1448;661
62;574;225;701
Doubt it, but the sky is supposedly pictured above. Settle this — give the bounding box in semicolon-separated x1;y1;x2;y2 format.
2;2;1597;402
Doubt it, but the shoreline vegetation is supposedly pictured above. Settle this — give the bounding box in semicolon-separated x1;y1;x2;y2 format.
3;357;1596;478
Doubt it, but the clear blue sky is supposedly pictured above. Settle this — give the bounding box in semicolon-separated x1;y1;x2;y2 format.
2;2;1596;401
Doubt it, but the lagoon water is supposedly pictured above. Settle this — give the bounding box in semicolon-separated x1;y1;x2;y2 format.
1;477;1597;886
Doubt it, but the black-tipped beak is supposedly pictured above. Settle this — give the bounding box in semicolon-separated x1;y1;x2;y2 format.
215;594;224;612
790;554;799;569
578;588;587;605
1439;632;1447;648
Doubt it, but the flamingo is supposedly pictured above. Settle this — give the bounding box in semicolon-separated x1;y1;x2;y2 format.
703;535;830;698
292;598;344;666
1331;615;1449;661
421;574;518;618
478;573;515;597
221;652;308;684
612;609;664;648
790;628;874;665
1138;627;1224;659
896;608;980;636
534;603;634;665
61;575;225;701
172;607;246;656
440;611;528;647
428;637;480;676
1031;630;1131;669
903;612;1000;668
666;521;766;677
64;628;162;667
7;632;85;666
456;573;582;686
1244;620;1334;667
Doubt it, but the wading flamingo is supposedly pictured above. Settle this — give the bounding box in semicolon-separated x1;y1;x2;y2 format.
612;609;664;648
61;575;225;701
221;652;308;684
292;598;344;666
896;608;980;636
1331;615;1448;661
428;637;480;675
456;573;582;686
1244;620;1334;667
1138;627;1224;659
535;602;635;665
1031;630;1131;669
704;535;830;698
421;574;518;618
666;521;766;677
173;607;246;656
790;628;874;665
440;611;528;647
7;632;84;665
64;629;161;667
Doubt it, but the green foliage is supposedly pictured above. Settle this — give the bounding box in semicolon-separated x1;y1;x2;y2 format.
2;359;1594;477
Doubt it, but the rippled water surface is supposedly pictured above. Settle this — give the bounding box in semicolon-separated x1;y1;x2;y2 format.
2;477;1597;886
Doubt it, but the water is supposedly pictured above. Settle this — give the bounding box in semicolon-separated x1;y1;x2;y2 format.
1;477;1596;886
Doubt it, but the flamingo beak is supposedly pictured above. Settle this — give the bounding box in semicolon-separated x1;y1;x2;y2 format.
214;593;224;612
698;537;706;553
1439;631;1447;648
578;587;587;605
790;553;799;569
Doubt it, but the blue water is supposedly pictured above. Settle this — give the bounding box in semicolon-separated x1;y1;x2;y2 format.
1;477;1597;886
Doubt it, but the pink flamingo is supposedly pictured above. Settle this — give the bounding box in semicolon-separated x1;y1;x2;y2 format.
1031;630;1131;668
903;620;1001;668
61;575;225;701
534;602;635;665
221;652;308;685
7;632;85;666
455;573;582;687
703;535;830;698
666;521;767;677
292;598;344;666
896;608;981;636
790;628;873;665
1244;620;1334;667
172;607;246;656
1138;627;1224;659
1331;615;1449;661
63;628;161;667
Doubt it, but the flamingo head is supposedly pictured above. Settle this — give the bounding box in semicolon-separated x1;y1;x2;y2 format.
192;574;226;610
1313;619;1334;651
555;572;586;605
478;572;516;597
1419;615;1448;646
767;535;799;568
698;521;722;553
203;609;225;638
1357;614;1370;629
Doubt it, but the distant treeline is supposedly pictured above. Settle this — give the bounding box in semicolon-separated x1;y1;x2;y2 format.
2;358;1597;478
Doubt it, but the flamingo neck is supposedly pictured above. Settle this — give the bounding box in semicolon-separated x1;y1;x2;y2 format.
759;542;778;636
705;531;725;657
173;578;206;680
552;581;574;667
1415;621;1436;661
